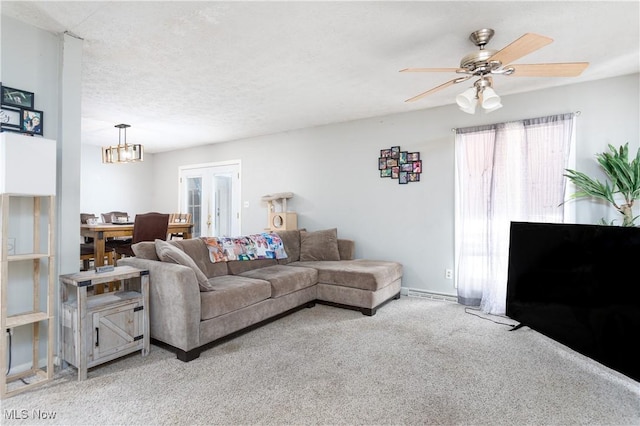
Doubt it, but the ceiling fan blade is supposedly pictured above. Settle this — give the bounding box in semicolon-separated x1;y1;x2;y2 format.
488;33;553;66
507;62;589;77
405;76;471;103
400;68;461;73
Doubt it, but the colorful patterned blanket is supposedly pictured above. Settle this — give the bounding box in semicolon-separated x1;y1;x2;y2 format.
201;233;288;263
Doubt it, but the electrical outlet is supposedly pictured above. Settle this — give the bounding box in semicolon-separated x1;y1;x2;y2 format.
445;269;453;280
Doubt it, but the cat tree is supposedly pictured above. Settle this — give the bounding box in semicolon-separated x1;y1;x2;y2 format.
261;192;297;231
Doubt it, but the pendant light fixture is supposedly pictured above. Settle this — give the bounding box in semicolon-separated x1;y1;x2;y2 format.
102;123;144;163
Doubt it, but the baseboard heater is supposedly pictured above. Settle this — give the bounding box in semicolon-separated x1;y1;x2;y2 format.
403;287;457;303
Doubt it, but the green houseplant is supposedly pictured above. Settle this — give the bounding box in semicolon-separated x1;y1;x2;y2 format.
564;143;640;227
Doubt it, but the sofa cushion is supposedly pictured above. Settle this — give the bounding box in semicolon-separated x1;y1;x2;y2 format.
293;259;403;292
239;265;318;298
227;259;277;275
299;228;340;261
132;241;161;260
155;240;213;291
173;238;228;278
200;275;272;320
275;229;303;264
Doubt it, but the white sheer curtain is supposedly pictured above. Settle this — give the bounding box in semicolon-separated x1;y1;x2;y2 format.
455;113;575;315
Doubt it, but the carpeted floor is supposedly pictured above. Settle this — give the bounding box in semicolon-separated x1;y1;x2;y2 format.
2;296;639;425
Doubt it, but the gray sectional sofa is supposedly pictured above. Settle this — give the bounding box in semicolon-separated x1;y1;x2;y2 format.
118;228;403;361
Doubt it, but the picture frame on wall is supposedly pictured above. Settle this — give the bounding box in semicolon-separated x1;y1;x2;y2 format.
399;151;408;164
21;108;43;135
378;145;422;184
0;107;21;129
1;85;35;109
380;149;392;158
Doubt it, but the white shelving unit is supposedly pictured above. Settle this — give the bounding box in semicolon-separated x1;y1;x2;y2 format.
0;133;56;398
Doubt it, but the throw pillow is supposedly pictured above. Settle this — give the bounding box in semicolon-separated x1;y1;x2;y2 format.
131;241;159;260
299;228;340;261
155;239;213;291
275;229;303;264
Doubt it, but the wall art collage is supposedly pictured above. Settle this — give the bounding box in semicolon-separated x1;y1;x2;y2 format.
378;146;421;184
1;84;43;136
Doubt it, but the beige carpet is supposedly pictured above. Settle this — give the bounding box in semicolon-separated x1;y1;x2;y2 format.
2;296;639;425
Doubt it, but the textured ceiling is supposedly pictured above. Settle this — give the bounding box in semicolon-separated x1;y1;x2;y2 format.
2;1;639;153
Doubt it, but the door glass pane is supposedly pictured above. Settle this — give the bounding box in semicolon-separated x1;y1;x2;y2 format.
186;177;202;237
213;174;232;237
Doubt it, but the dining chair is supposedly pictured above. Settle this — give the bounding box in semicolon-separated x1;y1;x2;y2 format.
80;212;98;243
101;211;129;223
80;213;116;293
168;212;192;240
101;211;133;249
114;212;170;259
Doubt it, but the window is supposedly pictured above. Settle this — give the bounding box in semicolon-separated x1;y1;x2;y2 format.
454;113;576;314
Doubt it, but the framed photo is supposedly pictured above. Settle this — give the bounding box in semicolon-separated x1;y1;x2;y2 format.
380;149;392;158
380;168;392;178
21;108;43;135
391;166;400;179
386;158;398;168
391;146;400;159
413;160;422;173
399;151;408;164
398;171;408;184
401;163;413;172
409;173;420;182
378;157;387;170
408;152;420;162
1;85;34;109
0;107;21;129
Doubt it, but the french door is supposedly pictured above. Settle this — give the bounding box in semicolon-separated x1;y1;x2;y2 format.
178;161;241;237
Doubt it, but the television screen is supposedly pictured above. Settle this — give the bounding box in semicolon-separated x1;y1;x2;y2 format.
506;221;640;382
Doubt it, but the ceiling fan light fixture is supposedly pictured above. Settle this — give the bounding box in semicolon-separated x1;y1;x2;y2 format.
459;101;477;115
401;29;589;115
456;87;477;109
481;87;501;110
483;102;503;113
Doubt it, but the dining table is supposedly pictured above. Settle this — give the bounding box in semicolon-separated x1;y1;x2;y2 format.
81;222;194;265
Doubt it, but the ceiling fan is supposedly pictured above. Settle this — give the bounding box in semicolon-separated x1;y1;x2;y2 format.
401;29;589;112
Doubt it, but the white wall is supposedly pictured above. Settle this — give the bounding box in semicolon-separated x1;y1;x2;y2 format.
147;73;639;297
1;16;83;372
80;145;155;218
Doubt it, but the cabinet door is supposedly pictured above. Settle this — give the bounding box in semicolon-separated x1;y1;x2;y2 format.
91;301;144;363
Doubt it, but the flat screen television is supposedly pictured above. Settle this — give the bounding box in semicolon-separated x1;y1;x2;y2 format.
506;221;640;382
